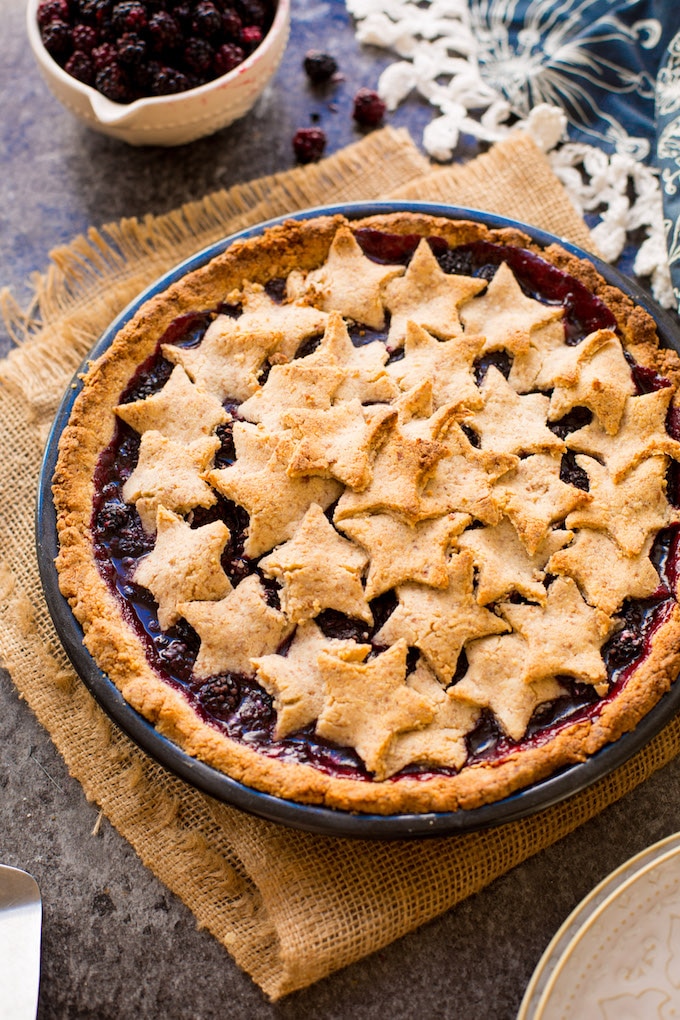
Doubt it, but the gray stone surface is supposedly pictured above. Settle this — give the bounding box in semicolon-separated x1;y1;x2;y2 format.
3;0;680;1016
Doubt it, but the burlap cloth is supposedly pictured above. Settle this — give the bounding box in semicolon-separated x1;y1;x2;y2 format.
2;127;680;1001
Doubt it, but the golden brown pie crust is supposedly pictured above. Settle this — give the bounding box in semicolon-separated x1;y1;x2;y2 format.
52;212;680;815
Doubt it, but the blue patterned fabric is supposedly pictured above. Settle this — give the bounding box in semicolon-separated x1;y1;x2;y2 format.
468;0;680;306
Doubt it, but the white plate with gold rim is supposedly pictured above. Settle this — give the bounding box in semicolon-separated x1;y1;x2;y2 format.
518;832;680;1019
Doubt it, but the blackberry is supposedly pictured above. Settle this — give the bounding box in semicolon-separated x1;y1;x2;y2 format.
240;24;261;51
117;31;147;66
97;500;132;534
148;10;181;51
213;41;244;74
72;22;98;50
40;19;73;58
92;40;118;68
292;126;326;164
437;248;474;276
303;50;337;84
192;0;222;37
236;0;267;27
151;64;190;93
95;60;131;100
111;0;147;33
183;36;214;73
220;6;241;38
65;49;95;82
352;87;386;127
37;0;70;27
198;675;239;718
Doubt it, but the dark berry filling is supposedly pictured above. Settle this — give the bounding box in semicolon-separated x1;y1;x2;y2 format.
90;231;680;783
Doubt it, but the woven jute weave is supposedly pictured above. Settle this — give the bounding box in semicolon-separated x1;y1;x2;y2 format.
1;126;678;1000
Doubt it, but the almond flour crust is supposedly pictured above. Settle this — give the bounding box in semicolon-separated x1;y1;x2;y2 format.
52;211;680;816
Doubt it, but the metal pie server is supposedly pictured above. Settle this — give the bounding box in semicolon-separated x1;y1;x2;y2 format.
0;866;42;1020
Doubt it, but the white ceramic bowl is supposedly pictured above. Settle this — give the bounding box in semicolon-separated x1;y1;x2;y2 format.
27;0;290;147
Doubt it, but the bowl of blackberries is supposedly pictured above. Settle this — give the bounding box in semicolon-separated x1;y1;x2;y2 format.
27;0;290;145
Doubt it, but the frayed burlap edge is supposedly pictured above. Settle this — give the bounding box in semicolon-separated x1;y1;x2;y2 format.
2;127;678;1001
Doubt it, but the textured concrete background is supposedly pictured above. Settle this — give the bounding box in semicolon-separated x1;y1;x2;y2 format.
3;0;680;1016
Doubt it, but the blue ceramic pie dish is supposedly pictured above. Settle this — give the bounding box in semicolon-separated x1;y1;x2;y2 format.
36;201;680;839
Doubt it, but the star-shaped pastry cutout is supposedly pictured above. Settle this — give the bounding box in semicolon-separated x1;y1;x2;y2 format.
259;503;372;624
382;238;486;349
333;398;451;524
566;455;680;556
283;399;397;491
566;387;680;481
122;431;219;533
251;620;370;739
179;574;292;679
115;365;228;443
238;359;345;431
458;519;573;606
207;422;342;557
236;280;329;361
547;329;635;434
133;506;232;630
494;453;590;554
471;366;565;456
499;576;616;691
383;659;480;775
387;321;485;411
459;261;563;357
315;639;434;779
291;225;404;330
547;530;661;615
374;550;510;683
451;634;566;741
303;312;398;404
338;511;470;600
163;318;281;402
420;422;518;525
507;319;566;393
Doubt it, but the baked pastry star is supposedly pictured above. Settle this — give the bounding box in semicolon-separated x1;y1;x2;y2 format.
252;620;370;739
338;511;470;600
115;365;228;443
495;453;590;554
546;329;635;434
303;312;398;404
452;634;566;741
459;261;563;357
284;399;397;491
238;359;345;431
458;519;573;606
500;576;616;691
259;503;372;624
207;422;341;557
163;319;281;402
288;224;404;330
133;506;232;630
315;640;434;779
122;431;219;534
421;422;518;525
382;238;486;349
548;530;661;615
236;280;329;361
383;659;480;775
566;387;680;481
387;321;485;411
375;550;510;683
471;366;565;457
566;455;680;556
179;574;292;679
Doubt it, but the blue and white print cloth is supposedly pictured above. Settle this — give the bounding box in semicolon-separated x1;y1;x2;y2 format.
469;0;680;306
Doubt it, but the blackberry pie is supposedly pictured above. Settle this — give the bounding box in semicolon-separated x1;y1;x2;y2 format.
52;211;680;814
